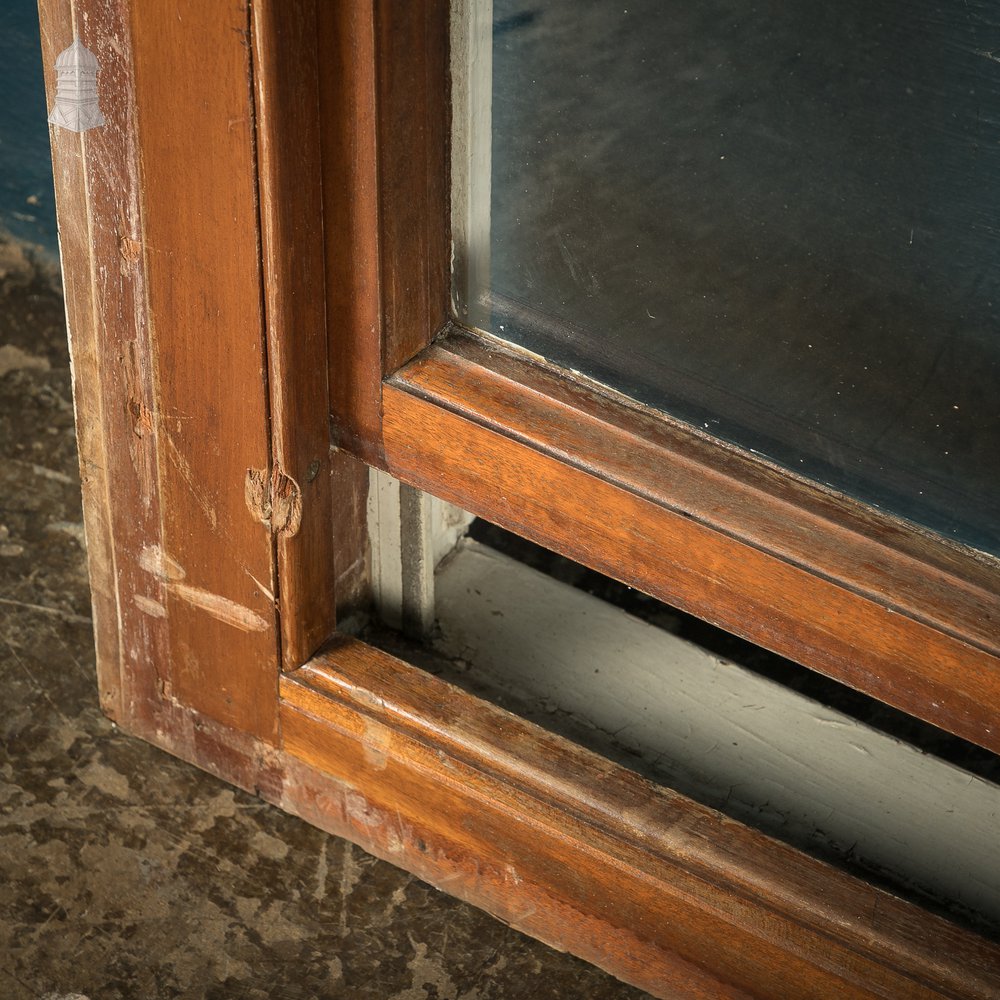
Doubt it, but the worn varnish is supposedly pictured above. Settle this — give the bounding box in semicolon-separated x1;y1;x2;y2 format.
127;0;280;735
42;0;281;742
251;0;340;668
321;0;449;461
41;0;155;728
384;333;1000;754
43;0;1000;996
280;640;1000;1000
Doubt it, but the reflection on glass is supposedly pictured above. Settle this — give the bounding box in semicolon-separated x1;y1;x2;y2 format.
454;0;1000;556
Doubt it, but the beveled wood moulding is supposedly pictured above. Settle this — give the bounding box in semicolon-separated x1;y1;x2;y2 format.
382;329;1000;755
250;0;339;668
41;0;1000;996
318;0;1000;754
280;639;1000;1000
320;0;450;465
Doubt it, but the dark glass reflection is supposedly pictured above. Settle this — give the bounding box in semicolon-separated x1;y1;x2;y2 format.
475;0;1000;555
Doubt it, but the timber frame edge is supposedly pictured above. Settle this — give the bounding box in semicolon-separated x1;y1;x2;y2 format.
39;1;1000;997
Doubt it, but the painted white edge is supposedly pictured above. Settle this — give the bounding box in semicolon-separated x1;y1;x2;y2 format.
368;468;472;636
399;483;435;637
434;538;1000;924
430;495;475;568
368;468;403;631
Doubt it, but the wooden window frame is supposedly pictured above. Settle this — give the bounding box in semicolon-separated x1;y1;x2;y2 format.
40;0;1000;996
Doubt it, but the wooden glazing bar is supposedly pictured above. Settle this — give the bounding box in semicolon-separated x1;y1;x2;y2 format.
251;0;339;668
382;336;1000;752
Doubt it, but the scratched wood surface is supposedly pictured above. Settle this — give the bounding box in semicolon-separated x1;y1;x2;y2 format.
43;1;1000;996
40;0;156;729
383;333;1000;754
127;0;279;736
280;640;1000;1000
251;0;341;668
41;0;280;742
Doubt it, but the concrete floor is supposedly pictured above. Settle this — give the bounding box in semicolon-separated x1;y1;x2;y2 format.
0;232;650;1000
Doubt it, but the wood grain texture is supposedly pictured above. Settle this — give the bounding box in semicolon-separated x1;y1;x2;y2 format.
374;0;450;373
42;0;281;740
251;0;338;668
40;0;158;727
319;0;383;461
45;4;1000;996
330;449;372;622
280;640;1000;1000
127;0;278;737
321;0;450;460
383;333;1000;753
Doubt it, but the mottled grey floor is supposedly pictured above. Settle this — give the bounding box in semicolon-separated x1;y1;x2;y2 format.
0;233;649;1000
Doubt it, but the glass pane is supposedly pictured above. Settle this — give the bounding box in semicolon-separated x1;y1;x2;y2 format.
453;0;1000;556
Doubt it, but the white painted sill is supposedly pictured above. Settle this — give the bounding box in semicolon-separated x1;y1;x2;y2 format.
367;468;1000;930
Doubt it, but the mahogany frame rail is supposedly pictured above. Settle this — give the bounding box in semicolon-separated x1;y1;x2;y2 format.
39;0;1000;996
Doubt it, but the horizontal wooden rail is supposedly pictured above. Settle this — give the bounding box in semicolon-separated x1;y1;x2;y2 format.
380;330;1000;754
279;638;1000;999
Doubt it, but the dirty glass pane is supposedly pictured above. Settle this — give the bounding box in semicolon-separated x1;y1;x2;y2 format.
454;0;1000;556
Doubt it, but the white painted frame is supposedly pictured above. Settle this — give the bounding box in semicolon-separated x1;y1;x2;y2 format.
367;470;1000;928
